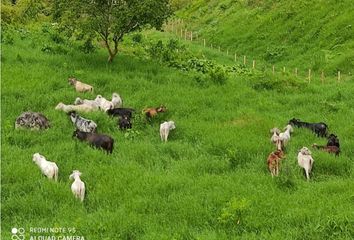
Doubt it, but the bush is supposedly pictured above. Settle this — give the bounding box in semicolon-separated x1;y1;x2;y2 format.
132;33;143;43
218;197;250;227
209;65;228;85
79;39;96;54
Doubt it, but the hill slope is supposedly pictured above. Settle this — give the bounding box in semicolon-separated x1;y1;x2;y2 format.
176;0;354;75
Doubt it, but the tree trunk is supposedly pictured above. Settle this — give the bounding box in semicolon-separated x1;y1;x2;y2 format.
105;39;118;63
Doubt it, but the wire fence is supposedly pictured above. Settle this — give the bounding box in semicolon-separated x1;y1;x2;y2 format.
162;19;351;84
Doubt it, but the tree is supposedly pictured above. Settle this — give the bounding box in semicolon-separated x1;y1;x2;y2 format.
58;0;172;62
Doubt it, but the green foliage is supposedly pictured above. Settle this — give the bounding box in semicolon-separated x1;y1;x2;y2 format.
57;0;172;62
218;198;250;227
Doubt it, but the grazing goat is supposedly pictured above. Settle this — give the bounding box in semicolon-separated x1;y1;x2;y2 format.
270;128;281;150
95;95;114;112
160;121;176;142
107;108;135;118
69;170;85;202
55;102;99;113
68;77;93;93
15;112;50;130
118;116;132;130
312;144;340;157
143;105;167;118
111;93;123;108
74;97;100;108
73;129;114;154
327;134;340;148
267;150;284;177
297;147;314;180
289;118;328;137
32;153;58;181
279;124;294;149
69;111;97;133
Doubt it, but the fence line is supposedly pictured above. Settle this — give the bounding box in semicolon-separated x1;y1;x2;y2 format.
162;19;349;84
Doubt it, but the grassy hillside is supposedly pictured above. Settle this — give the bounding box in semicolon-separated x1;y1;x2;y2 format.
1;28;354;239
176;0;354;76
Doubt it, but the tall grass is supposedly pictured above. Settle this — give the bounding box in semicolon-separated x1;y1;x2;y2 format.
1;28;354;239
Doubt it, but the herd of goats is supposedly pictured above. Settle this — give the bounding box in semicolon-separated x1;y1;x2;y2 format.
268;118;340;179
14;77;175;201
13;77;341;201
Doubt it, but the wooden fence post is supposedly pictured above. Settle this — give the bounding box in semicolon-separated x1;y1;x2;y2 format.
321;71;324;84
234;53;237;62
295;68;298;77
203;39;206;47
338;71;341;82
243;55;246;65
283;67;286;73
272;65;275;75
308;69;311;83
252;60;255;69
190;32;193;41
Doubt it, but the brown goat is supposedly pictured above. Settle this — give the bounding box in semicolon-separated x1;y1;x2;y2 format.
267;150;285;177
142;105;167;118
312;144;340;157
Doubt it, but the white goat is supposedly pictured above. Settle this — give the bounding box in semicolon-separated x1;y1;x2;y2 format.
111;93;123;108
95;95;114;112
55;102;99;113
279;124;293;149
68;78;93;93
69;170;85;202
160;121;176;142
297;147;314;181
270;128;281;150
74;97;100;108
32;153;58;181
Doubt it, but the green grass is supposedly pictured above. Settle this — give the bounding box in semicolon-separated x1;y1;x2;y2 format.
1;28;354;239
175;0;354;77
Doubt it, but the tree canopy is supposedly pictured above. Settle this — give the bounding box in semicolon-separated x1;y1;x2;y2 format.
58;0;172;62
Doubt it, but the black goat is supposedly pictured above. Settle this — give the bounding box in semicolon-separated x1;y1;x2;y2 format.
327;133;340;148
288;118;328;137
107;108;135;118
73;129;114;154
118;116;132;130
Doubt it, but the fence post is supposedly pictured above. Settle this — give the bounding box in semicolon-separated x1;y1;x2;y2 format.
252;60;255;69
283;67;286;73
338;71;341;82
234;53;237;62
243;55;246;65
180;29;183;38
308;69;311;83
272;65;275;75
295;68;298;77
321;71;324;84
203;39;206;47
190;32;193;41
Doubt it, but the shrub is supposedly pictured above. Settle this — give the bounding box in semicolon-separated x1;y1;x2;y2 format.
209;65;228;85
132;33;143;43
218;197;250;227
79;39;96;54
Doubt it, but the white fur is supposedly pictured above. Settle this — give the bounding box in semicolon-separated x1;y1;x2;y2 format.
279;124;293;148
297;147;314;180
32;153;58;181
69;170;85;202
74;97;100;108
111;93;123;108
95;95;114;112
55;102;99;113
160;121;176;142
270;128;281;150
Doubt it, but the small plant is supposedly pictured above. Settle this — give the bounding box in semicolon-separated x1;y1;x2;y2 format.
132;33;143;43
209;65;228;85
124;129;141;140
218;197;250;227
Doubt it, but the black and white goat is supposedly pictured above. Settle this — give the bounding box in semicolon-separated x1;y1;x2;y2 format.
288;118;328;137
69;111;97;133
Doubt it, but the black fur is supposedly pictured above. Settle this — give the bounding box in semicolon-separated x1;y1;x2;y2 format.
73;129;114;154
288;118;328;137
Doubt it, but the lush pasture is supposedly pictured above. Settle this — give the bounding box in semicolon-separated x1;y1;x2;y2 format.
1;31;354;239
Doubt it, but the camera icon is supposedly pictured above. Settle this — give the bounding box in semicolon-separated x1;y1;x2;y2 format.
11;227;25;240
